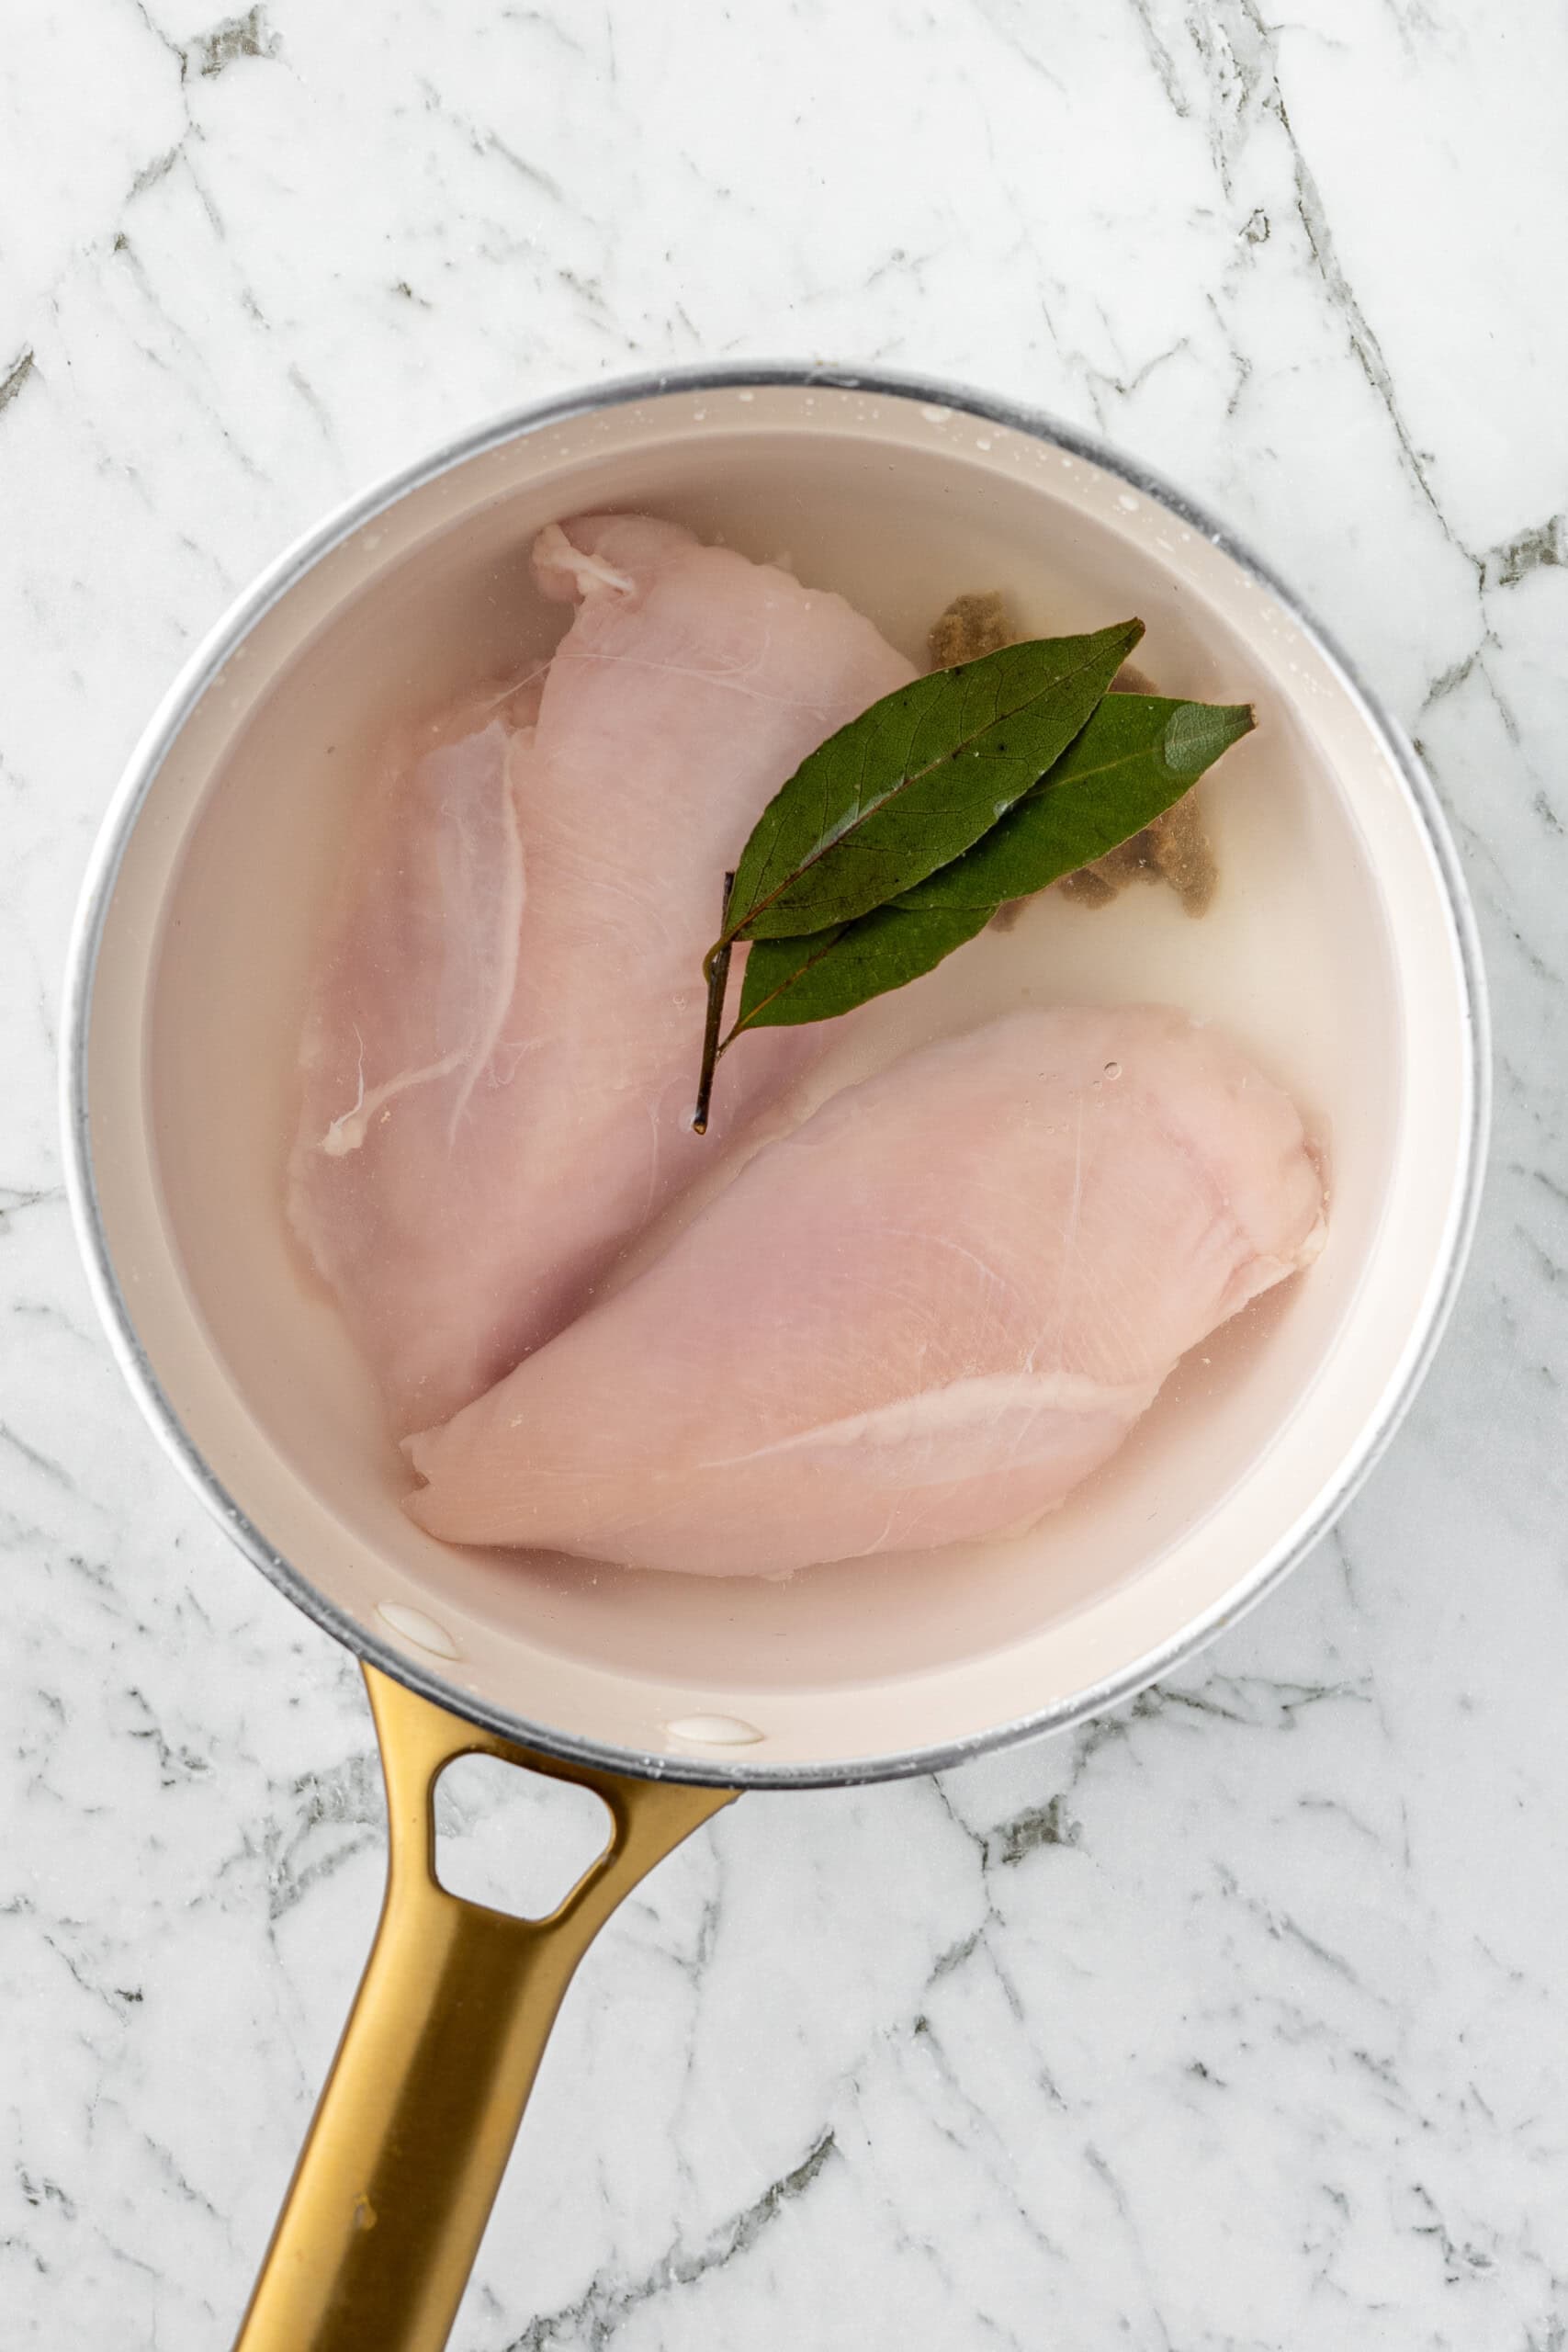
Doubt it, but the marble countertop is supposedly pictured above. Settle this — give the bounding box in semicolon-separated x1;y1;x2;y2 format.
4;3;1566;2345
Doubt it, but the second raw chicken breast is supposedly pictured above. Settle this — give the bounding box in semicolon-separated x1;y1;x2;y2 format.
405;1003;1325;1573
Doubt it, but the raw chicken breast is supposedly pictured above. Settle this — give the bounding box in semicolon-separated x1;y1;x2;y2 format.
289;515;916;1432
405;1003;1325;1572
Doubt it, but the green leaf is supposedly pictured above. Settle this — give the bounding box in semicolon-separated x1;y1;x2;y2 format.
897;694;1253;910
730;695;1253;1035
719;619;1145;944
736;902;994;1033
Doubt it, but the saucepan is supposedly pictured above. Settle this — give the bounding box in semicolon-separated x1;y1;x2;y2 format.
62;365;1487;2349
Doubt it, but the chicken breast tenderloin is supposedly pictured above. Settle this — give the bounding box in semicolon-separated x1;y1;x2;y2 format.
288;514;917;1432
405;1003;1325;1573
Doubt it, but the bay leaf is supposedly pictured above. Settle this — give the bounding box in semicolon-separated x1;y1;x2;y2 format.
898;693;1252;910
730;695;1253;1035
718;619;1144;946
734;901;991;1033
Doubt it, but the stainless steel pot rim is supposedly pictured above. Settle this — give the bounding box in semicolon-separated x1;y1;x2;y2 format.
61;359;1491;1789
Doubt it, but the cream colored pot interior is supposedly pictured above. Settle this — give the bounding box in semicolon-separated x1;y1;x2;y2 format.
76;379;1481;1779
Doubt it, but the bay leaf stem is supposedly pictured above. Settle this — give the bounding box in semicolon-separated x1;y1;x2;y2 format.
692;871;736;1134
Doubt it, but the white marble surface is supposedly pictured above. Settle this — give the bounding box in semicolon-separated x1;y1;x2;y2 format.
3;2;1566;2344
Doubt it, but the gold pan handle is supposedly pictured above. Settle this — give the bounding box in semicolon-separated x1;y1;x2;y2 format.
234;1664;735;2352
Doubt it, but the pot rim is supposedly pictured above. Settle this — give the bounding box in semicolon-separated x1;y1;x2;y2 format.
61;359;1490;1788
